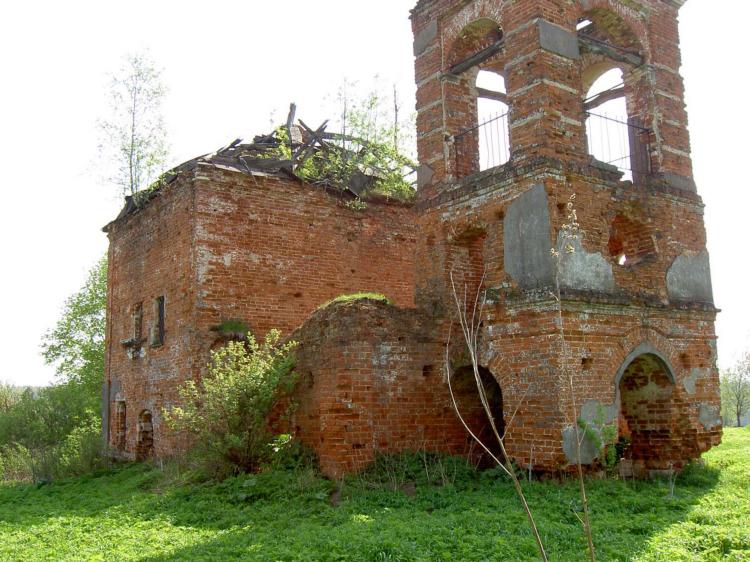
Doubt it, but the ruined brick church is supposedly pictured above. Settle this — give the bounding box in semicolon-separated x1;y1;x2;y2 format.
103;0;722;477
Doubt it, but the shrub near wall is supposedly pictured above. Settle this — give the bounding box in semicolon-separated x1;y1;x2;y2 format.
164;330;298;479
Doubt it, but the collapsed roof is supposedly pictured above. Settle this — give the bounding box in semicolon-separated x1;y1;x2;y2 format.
107;110;417;228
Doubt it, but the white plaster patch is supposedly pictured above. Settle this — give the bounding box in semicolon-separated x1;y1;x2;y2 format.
556;233;615;292
699;403;721;430
683;368;709;395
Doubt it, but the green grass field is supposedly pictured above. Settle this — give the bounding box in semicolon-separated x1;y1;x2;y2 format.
1;428;748;561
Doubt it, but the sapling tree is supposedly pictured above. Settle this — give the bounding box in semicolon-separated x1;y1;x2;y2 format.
721;354;750;427
0;383;20;414
549;194;596;562
314;79;417;200
446;271;548;561
98;50;169;198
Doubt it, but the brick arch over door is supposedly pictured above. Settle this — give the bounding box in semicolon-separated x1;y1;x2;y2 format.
615;328;682;380
614;343;676;389
136;409;154;461
450;364;505;467
614;343;693;469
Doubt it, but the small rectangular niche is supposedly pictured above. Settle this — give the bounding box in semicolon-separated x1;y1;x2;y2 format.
132;302;143;341
121;302;145;349
151;296;165;347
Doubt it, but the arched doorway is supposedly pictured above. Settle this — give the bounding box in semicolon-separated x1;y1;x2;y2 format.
617;351;678;467
451;365;504;467
136;410;154;461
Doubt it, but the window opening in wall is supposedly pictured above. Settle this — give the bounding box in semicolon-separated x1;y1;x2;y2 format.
584;69;650;182
451;365;505;468
455;70;510;174
607;214;657;266
618;354;676;466
151;296;165;347
132;302;143;341
114;401;126;451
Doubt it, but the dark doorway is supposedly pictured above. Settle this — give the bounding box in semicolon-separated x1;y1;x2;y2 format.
618;353;677;465
136;410;154;461
451;365;505;466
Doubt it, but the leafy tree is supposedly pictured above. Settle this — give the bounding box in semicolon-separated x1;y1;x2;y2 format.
271;81;417;202
164;330;298;478
722;354;750;427
0;258;108;482
40;256;107;402
98;51;169;198
327;80;416;200
0;382;20;414
0;385;95;449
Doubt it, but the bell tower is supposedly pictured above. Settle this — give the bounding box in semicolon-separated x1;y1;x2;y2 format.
411;0;721;475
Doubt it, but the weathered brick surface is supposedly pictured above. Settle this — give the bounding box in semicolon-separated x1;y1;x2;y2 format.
404;0;720;474
104;167;417;459
412;0;694;189
104;176;196;459
104;0;721;476
290;300;497;477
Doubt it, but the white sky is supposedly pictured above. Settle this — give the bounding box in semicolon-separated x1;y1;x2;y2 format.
0;1;747;387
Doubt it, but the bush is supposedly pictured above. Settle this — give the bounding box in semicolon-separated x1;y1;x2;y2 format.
0;384;97;449
164;329;298;479
0;257;109;484
54;410;106;478
0;443;34;482
0;384;107;483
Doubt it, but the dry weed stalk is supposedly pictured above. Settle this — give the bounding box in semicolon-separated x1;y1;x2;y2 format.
550;193;596;562
446;271;548;562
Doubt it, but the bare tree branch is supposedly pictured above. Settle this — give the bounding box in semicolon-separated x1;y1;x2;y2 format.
446;270;548;561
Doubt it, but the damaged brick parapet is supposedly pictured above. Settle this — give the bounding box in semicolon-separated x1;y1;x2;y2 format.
103;159;419;461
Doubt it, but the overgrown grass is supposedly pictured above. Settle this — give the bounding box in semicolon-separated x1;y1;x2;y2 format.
1;428;748;561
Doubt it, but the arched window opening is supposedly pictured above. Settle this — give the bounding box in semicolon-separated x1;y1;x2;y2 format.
584;68;649;181
114;401;126;451
578;10;650;183
450;365;504;467
454;70;510;176
447;20;509;179
475;71;510;171
136;409;154;461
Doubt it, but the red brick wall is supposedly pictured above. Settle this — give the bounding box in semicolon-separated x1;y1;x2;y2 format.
189;165;416;378
104;176;197;458
104;166;418;459
103;0;719;477
412;0;694;193
409;160;721;471
291;300;493;477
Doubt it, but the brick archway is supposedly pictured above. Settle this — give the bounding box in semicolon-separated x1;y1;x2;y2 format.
136;410;154;461
451;365;504;466
615;347;682;468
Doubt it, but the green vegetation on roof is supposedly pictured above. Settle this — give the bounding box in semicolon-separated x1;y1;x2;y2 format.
319;292;393;310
